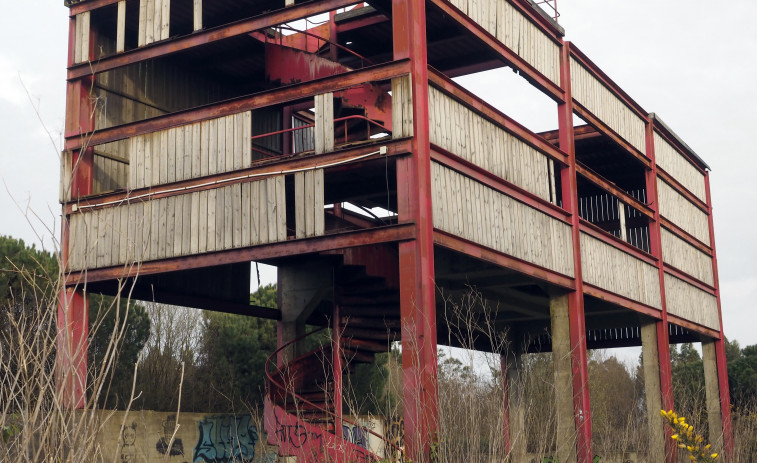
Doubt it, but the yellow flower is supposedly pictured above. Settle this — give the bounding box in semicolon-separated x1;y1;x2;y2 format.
705;444;711;450
671;434;679;440
711;453;719;459
689;456;696;461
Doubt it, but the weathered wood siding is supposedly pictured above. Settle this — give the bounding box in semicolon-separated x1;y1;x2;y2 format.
431;162;574;276
428;87;552;201
392;75;414;139
447;0;560;84
580;232;662;309
653;132;707;202
570;58;647;154
129;112;252;189
67;176;286;271
656;177;710;244
138;0;171;46
664;273;719;330
93;141;130;194
660;228;714;286
94;62;223;130
295;169;325;238
74;12;90;64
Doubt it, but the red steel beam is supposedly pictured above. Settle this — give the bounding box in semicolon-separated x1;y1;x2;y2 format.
660;218;712;254
575;163;655;219
578;221;657;267
572;101;651;168
69;0;123;15
704;172;734;455
666;314;721;340
644;119;676;462
568;43;648;121
64;224;416;285
426;0;565;103
430;147;570;224
64;60;410;151
509;0;564;40
65;139;411;210
558;41;592;463
662;265;717;295
428;69;569;165
67;0;362;81
652;125;708;176
581;284;662;321
433;230;576;290
656;168;709;213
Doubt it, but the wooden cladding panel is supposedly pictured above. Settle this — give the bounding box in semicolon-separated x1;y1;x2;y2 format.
74;12;90;64
656;177;710;245
431;162;574;276
653;132;707;202
138;0;171;47
660;228;714;286
67;176;286;271
295;169;325;239
428;87;552;201
580;232;662;309
664;273;719;330
569;58;647;154
391;75;414;139
448;0;560;84
125;112;251;189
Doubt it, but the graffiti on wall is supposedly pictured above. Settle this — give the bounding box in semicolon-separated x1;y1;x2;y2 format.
156;415;185;458
384;416;404;458
342;423;369;449
120;422;138;463
193;415;259;463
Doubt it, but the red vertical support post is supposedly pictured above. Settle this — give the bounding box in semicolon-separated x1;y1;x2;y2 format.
393;0;438;459
557;41;592;463
645;120;676;462
332;303;344;446
59;11;94;410
704;172;734;456
57;288;89;409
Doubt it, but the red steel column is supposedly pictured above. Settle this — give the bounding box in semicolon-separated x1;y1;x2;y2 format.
557;41;592;463
57;288;89;408
393;0;438;459
332;303;344;445
59;12;94;410
704;172;734;456
645;121;676;462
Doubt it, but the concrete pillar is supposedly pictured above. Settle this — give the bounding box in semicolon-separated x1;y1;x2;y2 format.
702;340;724;452
57;287;89;408
551;293;577;463
276;261;332;366
503;349;526;462
641;321;666;462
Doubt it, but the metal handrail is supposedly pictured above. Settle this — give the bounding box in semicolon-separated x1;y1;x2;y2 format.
264;326;404;459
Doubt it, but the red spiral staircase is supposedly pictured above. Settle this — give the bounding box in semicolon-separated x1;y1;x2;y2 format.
263;243;403;462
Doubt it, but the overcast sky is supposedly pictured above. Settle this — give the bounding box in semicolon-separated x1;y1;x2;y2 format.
1;1;754;347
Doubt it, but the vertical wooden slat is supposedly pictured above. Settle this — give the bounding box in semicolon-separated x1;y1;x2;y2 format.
314;93;334;154
161;0;171;40
295;172;305;239
224;185;233;249
173;195;183;257
116;1;126;53
190;191;200;254
266;178;278;242
198;189;208;253
241;182;251;246
193;0;203;31
251;179;260;244
166;127;176;183
276;176;287;241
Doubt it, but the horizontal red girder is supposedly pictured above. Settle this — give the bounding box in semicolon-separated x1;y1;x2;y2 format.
428;69;569;166
656;168;709;213
426;0;565;103
666;313;721;339
575;163;655;219
65;223;416;285
659;218;712;254
65;60;410;151
581;283;662;320
65;138;411;211
578;221;657;266
433;230;576;290
67;0;362;80
430;147;571;224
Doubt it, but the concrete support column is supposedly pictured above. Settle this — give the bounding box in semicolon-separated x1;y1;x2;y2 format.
277;262;332;367
702;340;724;452
551;293;577;463
641;321;666;462
502;349;526;462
